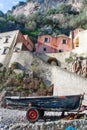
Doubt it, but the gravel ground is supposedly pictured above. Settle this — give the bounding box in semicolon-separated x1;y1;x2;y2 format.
1;108;87;130
0;108;29;130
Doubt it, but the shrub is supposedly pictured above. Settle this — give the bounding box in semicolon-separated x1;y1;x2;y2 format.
17;85;23;91
11;62;19;69
65;57;73;63
39;82;46;89
25;21;37;31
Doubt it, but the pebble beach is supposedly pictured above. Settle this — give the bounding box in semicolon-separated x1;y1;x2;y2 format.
1;108;87;130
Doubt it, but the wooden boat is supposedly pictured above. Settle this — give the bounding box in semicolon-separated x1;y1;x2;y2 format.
6;94;83;122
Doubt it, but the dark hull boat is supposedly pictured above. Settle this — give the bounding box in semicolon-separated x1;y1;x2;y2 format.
6;95;82;110
6;95;83;122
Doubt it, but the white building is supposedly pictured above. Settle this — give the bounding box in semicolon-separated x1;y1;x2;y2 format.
73;29;87;55
0;30;34;68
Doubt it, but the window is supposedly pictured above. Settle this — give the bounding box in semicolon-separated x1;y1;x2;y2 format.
62;39;67;44
59;49;63;53
4;38;8;43
2;47;9;54
75;37;79;47
43;48;46;51
44;37;49;42
76;43;79;47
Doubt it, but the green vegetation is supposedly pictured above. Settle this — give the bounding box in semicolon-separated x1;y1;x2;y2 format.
65;53;77;63
11;62;19;69
65;57;74;63
0;66;53;96
39;82;46;89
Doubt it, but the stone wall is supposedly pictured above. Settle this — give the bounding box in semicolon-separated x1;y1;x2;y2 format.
9;51;33;70
37;51;71;68
9;51;53;86
52;66;87;99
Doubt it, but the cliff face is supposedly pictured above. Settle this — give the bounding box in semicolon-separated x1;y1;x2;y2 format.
11;0;83;16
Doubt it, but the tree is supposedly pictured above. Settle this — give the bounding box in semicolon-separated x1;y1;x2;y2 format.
0;11;4;17
18;1;26;6
83;0;87;4
25;21;37;31
15;14;26;24
47;8;56;15
7;16;15;21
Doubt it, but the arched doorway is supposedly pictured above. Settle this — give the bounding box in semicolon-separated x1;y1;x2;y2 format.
47;57;59;66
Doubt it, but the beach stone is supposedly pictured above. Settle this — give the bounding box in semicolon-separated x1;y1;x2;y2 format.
1;108;87;130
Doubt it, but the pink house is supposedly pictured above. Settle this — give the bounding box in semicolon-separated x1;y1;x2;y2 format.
35;34;73;53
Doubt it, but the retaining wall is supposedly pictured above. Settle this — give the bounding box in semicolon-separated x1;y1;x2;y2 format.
53;66;87;97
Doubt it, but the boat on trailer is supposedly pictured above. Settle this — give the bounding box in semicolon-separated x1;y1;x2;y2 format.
6;94;83;123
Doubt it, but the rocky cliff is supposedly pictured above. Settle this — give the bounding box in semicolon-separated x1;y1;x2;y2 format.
10;0;83;16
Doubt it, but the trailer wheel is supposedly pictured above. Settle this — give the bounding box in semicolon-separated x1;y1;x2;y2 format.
26;107;39;123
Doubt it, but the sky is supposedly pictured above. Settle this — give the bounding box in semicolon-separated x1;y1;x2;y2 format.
0;0;26;13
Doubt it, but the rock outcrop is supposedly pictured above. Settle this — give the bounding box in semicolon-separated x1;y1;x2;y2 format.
71;57;87;78
10;0;83;16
